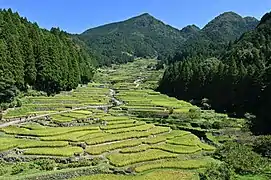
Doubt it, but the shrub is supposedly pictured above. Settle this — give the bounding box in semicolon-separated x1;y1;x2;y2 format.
253;135;271;158
16;99;22;107
11;163;28;175
188;108;201;119
214;142;268;175
34;159;56;170
199;163;234;180
0;161;7;176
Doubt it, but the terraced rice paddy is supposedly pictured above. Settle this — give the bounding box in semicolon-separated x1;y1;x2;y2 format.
0;59;243;179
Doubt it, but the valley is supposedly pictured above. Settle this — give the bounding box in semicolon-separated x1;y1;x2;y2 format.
0;58;259;180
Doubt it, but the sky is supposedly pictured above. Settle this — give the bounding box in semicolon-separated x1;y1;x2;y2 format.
0;0;270;34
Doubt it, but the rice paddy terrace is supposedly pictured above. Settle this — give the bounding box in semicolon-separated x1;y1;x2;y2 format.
0;58;245;179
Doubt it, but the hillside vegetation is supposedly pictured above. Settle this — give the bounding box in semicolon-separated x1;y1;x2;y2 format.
158;11;271;135
0;9;96;107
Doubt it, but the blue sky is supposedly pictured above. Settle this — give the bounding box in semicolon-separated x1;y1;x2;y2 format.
0;0;270;33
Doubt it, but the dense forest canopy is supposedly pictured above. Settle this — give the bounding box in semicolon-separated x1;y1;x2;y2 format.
0;9;97;104
158;12;271;134
77;13;189;65
167;12;259;64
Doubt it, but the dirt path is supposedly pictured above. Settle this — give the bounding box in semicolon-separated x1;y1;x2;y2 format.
109;89;123;106
133;78;144;88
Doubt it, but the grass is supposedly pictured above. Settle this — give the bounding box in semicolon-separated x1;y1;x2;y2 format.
86;139;142;155
24;146;83;157
107;149;178;167
135;158;214;172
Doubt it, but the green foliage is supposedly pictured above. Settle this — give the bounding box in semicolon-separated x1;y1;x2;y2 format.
214;142;268;175
0;9;96;100
253;135;271;158
11;163;28;175
200;163;234;180
78;13;186;65
158;11;271;134
33;159;56;171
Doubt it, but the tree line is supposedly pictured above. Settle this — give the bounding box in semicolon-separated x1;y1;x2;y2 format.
0;9;97;105
158;12;271;134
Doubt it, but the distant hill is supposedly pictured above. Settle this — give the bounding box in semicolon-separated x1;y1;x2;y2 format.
168;12;259;63
78;13;188;65
78;12;258;65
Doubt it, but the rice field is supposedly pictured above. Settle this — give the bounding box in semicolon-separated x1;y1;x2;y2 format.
0;59;230;179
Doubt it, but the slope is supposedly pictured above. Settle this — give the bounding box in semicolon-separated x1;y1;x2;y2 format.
168;11;259;63
78;13;187;65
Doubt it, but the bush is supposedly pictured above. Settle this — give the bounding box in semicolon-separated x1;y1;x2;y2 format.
212;121;222;129
253;135;271;158
11;163;28;175
16;99;22;107
200;121;212;129
188;108;201;119
0;160;7;176
33;159;56;171
214;142;268;175
200;163;234;180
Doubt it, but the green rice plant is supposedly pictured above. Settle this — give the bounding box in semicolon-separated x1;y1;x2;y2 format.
100;121;145;130
40;130;100;141
102;116;130;121
107;149;178;167
1;125;99;137
77;132;107;141
51;114;75;123
166;133;201;146
86;126;170;145
144;136;167;144
107;120;136;125
20;123;46;130
0;143;17;152
74;169;195;180
135;158;214;172
120;144;150;153
24;146;83;157
0;137;68;151
86;139;142;155
72;110;92;115
153;143;201;154
198;142;216;151
106;124;154;134
17;140;68;148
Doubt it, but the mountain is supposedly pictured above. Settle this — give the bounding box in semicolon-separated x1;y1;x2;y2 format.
158;11;271;134
78;13;187;65
168;12;259;63
0;9;97;104
180;25;200;38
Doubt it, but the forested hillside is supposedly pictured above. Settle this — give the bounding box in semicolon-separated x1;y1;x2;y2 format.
0;9;97;105
78;13;187;65
167;12;259;63
158;12;271;134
